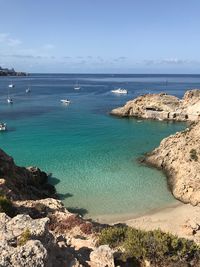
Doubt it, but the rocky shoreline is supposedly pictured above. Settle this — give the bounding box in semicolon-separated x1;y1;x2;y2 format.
143;121;200;206
111;89;200;207
111;89;200;122
0;66;27;76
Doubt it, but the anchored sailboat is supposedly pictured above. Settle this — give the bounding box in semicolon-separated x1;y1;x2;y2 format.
7;84;13;104
74;81;81;90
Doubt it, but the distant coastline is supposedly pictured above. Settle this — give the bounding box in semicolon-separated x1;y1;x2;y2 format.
0;66;27;76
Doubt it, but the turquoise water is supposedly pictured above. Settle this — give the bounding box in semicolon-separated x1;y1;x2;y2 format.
0;74;192;221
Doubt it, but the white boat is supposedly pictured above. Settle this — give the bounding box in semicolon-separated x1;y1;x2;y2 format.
0;122;7;131
8;83;15;88
60;99;71;104
26;88;31;93
7;97;13;104
111;88;128;94
74;81;81;90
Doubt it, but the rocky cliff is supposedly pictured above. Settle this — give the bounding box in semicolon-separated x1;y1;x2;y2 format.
0;149;55;201
111;89;200;121
143;121;200;206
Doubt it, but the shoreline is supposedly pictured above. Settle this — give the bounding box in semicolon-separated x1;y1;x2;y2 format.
125;202;200;241
87;201;182;224
85;201;200;241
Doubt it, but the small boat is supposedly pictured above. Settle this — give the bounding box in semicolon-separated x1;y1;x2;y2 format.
111;88;128;94
8;83;15;88
0;122;7;131
74;81;81;90
26;88;31;93
60;99;71;104
7;97;13;104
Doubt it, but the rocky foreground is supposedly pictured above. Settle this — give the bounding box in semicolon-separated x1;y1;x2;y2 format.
111;89;200;121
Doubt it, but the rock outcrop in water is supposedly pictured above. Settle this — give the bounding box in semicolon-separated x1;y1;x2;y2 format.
111;89;200;121
143;121;200;206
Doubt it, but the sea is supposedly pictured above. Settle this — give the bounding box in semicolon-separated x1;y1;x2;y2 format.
0;73;198;222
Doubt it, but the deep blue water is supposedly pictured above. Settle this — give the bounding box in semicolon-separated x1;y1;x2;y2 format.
0;73;196;221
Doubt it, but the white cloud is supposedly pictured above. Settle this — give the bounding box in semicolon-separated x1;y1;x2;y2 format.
143;58;198;66
0;33;22;47
42;44;54;50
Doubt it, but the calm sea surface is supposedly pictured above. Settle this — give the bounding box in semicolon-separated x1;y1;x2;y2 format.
0;74;197;221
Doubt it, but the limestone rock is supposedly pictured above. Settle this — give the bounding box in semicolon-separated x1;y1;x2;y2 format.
111;89;200;122
0;213;51;267
145;121;200;206
89;245;115;267
0;240;47;267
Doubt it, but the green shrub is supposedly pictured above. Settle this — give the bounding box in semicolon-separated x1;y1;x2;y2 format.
18;228;31;246
98;226;200;266
98;226;127;248
0;195;15;217
190;149;198;161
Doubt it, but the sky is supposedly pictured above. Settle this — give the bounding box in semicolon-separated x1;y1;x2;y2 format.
0;0;200;73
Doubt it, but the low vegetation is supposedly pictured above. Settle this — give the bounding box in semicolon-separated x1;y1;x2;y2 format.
18;229;31;246
190;149;198;161
98;226;200;266
49;214;93;235
0;194;15;217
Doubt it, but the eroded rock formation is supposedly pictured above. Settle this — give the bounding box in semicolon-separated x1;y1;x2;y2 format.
111;89;200;121
143;121;200;206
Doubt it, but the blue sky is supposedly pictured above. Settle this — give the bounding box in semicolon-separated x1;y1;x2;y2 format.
0;0;200;73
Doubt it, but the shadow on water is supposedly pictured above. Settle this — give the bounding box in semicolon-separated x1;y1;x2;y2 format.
48;176;61;186
0;106;59;120
58;192;73;200
66;207;88;216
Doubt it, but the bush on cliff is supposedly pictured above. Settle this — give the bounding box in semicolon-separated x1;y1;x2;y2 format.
18;228;31;246
190;149;198;161
98;226;200;266
0;194;15;217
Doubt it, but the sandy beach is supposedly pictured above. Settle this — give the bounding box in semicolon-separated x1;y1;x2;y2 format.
91;202;200;242
124;203;200;242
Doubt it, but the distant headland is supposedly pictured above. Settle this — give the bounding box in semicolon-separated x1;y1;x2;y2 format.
0;66;27;76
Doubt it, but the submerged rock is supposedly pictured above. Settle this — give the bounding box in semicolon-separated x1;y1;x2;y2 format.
111;89;200;122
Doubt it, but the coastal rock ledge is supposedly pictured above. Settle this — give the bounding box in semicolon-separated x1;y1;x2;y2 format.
111;89;200;121
144;121;200;206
